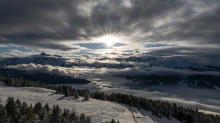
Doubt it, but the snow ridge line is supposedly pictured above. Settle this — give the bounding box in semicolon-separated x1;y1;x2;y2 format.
129;106;139;123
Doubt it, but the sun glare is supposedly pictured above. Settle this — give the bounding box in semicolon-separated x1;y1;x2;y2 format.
101;35;119;47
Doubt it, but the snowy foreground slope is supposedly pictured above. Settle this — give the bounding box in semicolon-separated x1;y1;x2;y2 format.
0;82;180;123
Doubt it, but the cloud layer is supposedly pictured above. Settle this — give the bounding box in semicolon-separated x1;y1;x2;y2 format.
0;0;220;51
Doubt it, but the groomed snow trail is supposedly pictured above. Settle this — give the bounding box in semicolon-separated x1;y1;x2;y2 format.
0;82;180;123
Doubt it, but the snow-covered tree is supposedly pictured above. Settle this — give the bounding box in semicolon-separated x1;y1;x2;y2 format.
104;95;107;101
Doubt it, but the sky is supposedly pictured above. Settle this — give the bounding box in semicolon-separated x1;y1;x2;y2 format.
0;0;220;63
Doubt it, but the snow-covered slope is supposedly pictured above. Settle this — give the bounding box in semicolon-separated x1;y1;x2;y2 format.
0;81;180;123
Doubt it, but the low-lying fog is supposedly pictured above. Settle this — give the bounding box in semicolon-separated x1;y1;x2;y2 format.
55;78;220;115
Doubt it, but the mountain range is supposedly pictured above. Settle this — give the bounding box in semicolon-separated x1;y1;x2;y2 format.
0;52;220;89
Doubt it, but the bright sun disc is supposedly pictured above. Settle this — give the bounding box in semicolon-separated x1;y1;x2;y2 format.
101;35;119;47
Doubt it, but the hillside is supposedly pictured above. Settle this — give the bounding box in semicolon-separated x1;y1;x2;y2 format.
0;81;180;123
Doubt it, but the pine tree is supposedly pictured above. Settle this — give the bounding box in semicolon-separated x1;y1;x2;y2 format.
104;95;107;101
34;102;42;116
5;97;15;116
75;91;79;99
43;103;51;114
137;104;141;110
84;91;90;100
62;108;70;120
86;116;92;123
21;101;28;116
58;85;63;93
55;88;59;94
60;116;68;123
152;108;155;116
155;109;159;117
16;81;21;87
110;119;116;123
50;105;62;123
80;113;86;122
0;104;9;123
69;107;77;122
70;89;74;97
186;113;194;123
0;98;2;104
32;114;40;123
65;89;70;97
166;110;171;119
39;107;48;121
27;104;34;121
12;105;22;123
16;99;22;109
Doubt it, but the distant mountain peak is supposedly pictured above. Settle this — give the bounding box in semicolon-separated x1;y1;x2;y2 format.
40;52;49;56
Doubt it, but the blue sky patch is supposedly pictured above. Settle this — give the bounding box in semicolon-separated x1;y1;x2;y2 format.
0;46;37;54
145;44;177;48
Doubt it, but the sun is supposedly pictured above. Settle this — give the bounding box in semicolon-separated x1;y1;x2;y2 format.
101;35;119;47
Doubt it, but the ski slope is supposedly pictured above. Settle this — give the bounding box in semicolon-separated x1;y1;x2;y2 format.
0;81;180;123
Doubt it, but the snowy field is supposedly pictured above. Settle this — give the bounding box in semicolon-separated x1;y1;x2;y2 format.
52;83;220;115
0;81;180;123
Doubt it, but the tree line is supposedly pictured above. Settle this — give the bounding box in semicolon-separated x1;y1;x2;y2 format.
0;96;119;123
0;96;91;123
0;76;219;123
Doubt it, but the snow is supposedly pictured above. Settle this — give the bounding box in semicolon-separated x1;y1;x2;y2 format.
0;81;180;123
178;80;187;86
64;83;220;115
214;85;220;90
158;80;164;85
204;81;210;85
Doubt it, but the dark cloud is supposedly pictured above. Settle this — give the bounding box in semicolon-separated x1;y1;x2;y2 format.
6;63;70;76
147;2;220;45
81;54;90;57
0;0;185;50
0;0;90;50
141;46;220;65
0;0;219;63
